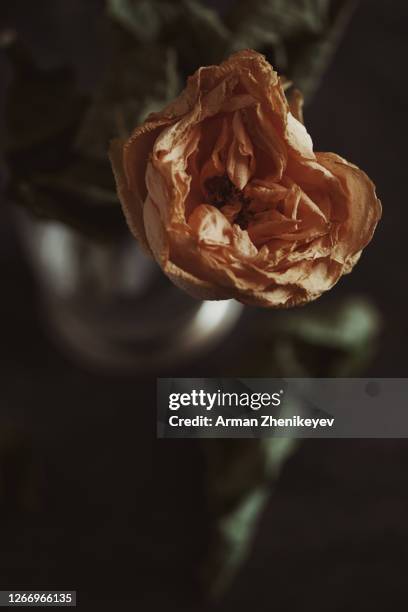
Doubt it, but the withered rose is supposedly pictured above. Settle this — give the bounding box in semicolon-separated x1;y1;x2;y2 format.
110;49;381;307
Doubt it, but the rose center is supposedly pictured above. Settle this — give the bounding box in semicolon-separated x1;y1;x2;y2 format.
204;174;252;229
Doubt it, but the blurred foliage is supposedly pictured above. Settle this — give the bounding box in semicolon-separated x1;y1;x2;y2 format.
108;0;357;96
75;33;180;160
2;0;355;238
226;0;357;97
2;25;179;240
200;296;380;597
2;37;125;241
244;296;380;377
201;435;295;598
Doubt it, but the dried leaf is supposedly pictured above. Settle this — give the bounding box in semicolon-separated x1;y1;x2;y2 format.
225;0;357;98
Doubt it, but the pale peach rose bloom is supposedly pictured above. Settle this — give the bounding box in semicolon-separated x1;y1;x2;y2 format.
110;49;381;307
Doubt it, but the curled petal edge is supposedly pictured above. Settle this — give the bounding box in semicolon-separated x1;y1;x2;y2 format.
109;138;151;255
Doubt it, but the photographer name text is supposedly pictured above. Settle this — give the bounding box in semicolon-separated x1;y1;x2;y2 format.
167;389;334;430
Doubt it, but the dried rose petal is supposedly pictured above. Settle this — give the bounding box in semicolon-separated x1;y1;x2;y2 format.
110;50;381;308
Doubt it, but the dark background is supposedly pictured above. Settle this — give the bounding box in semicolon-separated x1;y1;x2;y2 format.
0;1;407;610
